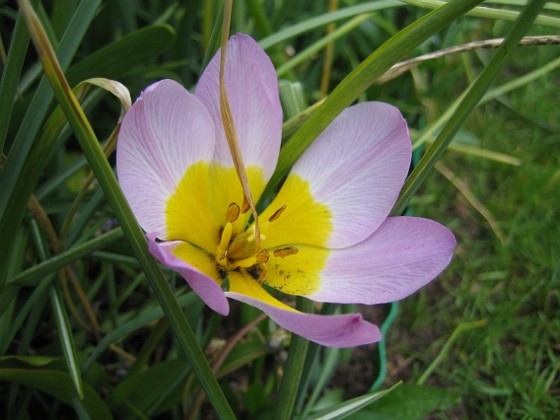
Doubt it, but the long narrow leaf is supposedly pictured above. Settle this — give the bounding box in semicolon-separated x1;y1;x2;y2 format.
273;298;312;420
265;0;486;196
306;383;400;420
392;0;548;216
0;0;101;283
259;1;403;49
50;284;84;399
8;228;123;287
402;0;560;28
17;2;235;417
0;0;35;153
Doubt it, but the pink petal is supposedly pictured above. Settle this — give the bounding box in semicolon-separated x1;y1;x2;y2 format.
147;233;229;315
288;102;412;249
195;34;282;182
308;217;456;304
226;292;381;347
117;80;215;239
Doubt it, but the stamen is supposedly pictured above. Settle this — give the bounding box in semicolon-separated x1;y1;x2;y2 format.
255;249;270;263
219;222;233;254
241;196;250;213
268;205;286;222
236;250;268;268
226;202;240;223
273;246;299;258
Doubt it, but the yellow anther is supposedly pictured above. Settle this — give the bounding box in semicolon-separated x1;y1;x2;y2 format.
255;249;270;263
273;246;299;258
241;196;250;213
268;205;286;222
219;222;233;252
226;203;240;223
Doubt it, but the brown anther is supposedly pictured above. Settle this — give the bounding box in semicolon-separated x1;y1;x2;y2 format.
273;246;299;258
257;266;268;283
241;196;250;213
256;249;270;263
268;205;287;222
226;202;240;223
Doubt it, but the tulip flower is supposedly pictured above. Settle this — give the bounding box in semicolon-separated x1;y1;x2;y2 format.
117;34;456;347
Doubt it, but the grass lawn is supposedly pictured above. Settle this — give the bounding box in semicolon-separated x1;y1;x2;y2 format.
390;41;560;418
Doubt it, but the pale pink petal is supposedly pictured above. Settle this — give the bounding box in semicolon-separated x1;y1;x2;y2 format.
287;102;411;249
308;217;456;304
117;79;215;238
226;292;381;347
147;233;229;315
195;34;282;182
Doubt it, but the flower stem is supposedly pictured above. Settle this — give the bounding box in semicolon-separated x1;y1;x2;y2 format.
273;297;313;420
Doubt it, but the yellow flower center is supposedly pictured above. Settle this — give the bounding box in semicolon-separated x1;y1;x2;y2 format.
213;202;298;284
165;163;331;296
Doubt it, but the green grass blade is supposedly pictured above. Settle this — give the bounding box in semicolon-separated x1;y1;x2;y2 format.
17;2;235;417
0;357;113;419
264;0;486;196
0;0;34;153
65;24;176;86
276;14;371;78
305;383;401;420
417;319;488;385
83;293;198;372
273;297;312;420
402;0;560;28
50;284;84;399
259;1;403;49
392;0;549;216
0;273;53;355
28;218;84;400
0;0;100;283
412;52;560;150
8;228;123;287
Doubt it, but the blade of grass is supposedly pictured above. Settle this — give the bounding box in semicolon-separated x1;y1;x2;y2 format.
392;0;549;216
413;54;560;151
272;297;312;420
276;13;371;78
29;218;84;399
377;35;560;84
306;383;401;420
0;0;101;284
301;347;341;417
50;284;84;399
436;162;505;243
265;0;486;196
83;292;198;372
417;319;488;385
402;0;560;28
0;0;36;153
259;1;403;50
17;2;234;417
320;0;340;98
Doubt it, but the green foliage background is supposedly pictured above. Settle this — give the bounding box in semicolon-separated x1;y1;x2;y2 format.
0;0;558;418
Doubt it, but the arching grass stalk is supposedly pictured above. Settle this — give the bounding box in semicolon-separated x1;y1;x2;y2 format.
17;1;235;417
264;0;486;198
392;0;549;216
